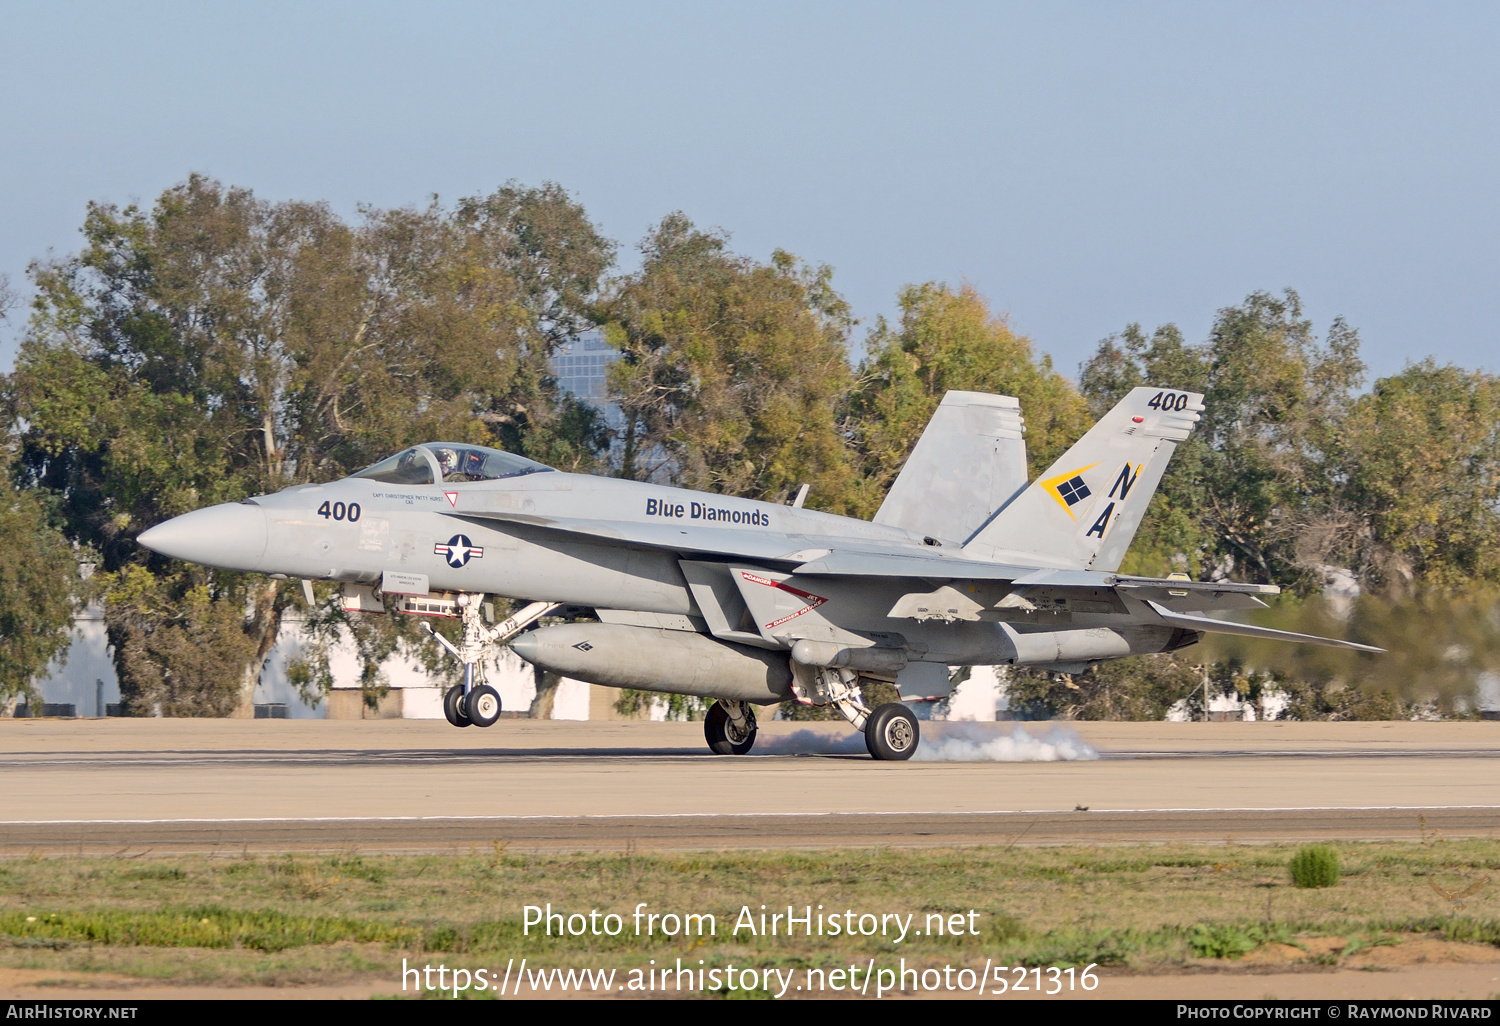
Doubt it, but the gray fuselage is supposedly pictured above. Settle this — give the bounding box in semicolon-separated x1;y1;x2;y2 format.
141;462;1185;671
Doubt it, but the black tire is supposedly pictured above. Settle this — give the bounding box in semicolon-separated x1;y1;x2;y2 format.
467;685;502;727
704;701;757;755
443;685;472;728
864;703;919;761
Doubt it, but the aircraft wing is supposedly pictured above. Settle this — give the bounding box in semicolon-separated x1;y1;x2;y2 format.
459;510;1286;610
451;508;1375;647
793;551;1277;610
1018;569;1279;612
454;508;1083;583
446;509;846;565
791;549;1042;581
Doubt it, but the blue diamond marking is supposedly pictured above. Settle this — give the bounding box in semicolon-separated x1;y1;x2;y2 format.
1058;476;1091;506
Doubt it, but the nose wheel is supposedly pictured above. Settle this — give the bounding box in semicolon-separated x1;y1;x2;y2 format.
466;684;502;727
443;685;472;727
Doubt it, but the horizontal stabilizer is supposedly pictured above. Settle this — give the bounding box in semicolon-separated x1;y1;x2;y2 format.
1145;600;1385;653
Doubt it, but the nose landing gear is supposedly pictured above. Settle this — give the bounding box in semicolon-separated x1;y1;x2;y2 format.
424;596;560;728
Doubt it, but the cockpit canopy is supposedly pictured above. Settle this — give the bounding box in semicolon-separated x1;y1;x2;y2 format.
350;444;555;486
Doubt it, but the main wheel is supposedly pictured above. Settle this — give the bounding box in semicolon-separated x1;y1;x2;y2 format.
704;702;758;755
443;684;472;728
864;703;919;761
467;685;502;727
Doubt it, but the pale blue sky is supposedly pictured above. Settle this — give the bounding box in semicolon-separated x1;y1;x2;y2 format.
3;1;1497;382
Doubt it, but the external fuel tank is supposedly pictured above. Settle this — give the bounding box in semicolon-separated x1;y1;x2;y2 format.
509;623;794;705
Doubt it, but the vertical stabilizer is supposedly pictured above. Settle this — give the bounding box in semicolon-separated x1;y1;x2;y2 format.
873;391;1028;544
963;386;1203;570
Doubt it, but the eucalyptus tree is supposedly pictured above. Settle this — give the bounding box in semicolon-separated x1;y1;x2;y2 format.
1337;360;1500;592
1079;290;1366;586
0;279;81;708
599;214;860;511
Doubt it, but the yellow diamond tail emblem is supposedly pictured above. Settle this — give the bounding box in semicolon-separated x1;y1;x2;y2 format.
1038;464;1098;520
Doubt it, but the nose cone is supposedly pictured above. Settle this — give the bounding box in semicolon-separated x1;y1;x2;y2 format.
138;502;268;571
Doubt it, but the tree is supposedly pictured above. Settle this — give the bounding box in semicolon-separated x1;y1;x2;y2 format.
1078;290;1365;586
598;214;860;509
1005;655;1205;721
1203;588;1500;718
7;175;613;715
1337;361;1500;592
848;282;1089;518
0;269;90;711
277;183;614;481
0;272;17;320
10;179;289;714
0;466;84;709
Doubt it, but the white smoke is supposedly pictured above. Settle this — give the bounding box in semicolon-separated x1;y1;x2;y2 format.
756;722;1098;762
757;729;868;756
912;722;1098;762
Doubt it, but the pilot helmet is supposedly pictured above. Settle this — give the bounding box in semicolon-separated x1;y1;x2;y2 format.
436;448;458;474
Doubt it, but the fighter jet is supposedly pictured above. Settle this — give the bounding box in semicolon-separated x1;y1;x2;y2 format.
138;386;1379;760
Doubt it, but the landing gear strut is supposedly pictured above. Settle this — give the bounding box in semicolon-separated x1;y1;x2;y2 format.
705;700;758;755
424;596;560;728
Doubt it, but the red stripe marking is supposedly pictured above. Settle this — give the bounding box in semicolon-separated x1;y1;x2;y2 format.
740;571;828;629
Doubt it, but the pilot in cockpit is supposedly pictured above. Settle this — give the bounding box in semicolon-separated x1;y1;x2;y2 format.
436;447;486;483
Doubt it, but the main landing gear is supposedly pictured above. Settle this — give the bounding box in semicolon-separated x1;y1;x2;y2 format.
426;595;560;728
704;700;758;755
781;664;920;761
863;701;920;761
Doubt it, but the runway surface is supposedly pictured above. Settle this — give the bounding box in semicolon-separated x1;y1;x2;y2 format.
2;718;1498;852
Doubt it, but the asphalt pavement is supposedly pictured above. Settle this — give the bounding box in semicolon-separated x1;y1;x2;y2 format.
2;718;1495;853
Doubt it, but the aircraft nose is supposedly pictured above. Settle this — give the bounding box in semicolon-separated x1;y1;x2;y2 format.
137;502;268;571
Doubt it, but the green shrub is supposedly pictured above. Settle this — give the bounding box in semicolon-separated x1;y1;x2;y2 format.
0;906;416;952
1187;924;1259;959
1186;923;1289;958
1289;844;1340;888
